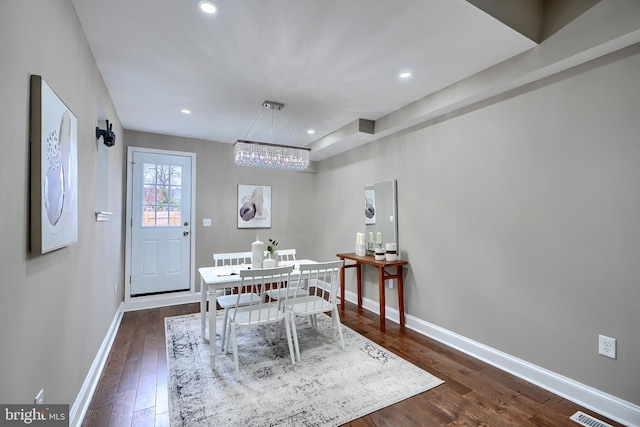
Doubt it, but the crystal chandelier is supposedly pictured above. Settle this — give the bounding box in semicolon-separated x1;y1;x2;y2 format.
234;101;311;170
234;140;310;170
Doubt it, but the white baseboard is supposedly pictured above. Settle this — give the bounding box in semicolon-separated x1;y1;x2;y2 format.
70;302;124;427
123;292;200;312
341;290;640;427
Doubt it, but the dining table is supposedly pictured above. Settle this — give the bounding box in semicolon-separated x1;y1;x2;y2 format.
198;259;317;368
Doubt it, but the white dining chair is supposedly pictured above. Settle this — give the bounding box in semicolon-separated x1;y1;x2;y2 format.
213;251;252;297
276;248;296;263
211;251;259;351
214;251;252;268
286;260;345;362
263;248;296;265
225;265;296;378
263;248;304;302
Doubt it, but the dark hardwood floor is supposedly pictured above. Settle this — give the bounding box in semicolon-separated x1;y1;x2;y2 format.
82;302;625;427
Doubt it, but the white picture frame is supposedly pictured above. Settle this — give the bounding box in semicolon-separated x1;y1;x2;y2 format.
30;75;78;254
237;184;271;228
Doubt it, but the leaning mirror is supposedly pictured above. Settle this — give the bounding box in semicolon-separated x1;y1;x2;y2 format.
364;179;398;252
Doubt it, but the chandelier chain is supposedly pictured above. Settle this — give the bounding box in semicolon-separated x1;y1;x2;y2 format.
243;106;267;141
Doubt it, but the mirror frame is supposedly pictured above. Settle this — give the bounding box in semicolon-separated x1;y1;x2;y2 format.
364;179;398;253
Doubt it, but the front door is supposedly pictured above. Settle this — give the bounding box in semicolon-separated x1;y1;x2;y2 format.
130;150;192;296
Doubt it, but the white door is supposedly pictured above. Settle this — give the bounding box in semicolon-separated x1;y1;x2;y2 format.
130;150;192;296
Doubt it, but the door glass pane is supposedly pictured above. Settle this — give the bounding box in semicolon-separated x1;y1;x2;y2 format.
143;205;155;226
170;166;182;185
140;163;183;227
156;205;169;226
143;164;156;184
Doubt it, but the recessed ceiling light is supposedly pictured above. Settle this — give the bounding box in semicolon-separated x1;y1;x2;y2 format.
197;0;218;14
181;109;191;114
307;129;315;135
399;71;412;79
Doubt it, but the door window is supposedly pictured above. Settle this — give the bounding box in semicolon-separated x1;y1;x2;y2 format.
141;163;182;227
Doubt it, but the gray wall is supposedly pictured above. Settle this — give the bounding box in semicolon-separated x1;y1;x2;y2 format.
124;131;319;292
0;0;124;406
316;38;640;407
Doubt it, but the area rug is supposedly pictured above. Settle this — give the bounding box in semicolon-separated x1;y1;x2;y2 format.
166;312;443;427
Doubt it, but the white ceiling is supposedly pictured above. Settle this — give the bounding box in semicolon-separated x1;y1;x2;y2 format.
71;0;536;160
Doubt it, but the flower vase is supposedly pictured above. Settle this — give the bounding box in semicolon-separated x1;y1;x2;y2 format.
263;253;276;268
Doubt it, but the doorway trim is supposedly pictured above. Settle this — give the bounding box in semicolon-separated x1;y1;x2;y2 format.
124;146;198;311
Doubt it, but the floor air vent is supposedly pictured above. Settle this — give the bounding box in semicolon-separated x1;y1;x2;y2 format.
570;411;614;427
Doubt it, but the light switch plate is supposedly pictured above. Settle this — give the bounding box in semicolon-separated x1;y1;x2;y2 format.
203;218;212;227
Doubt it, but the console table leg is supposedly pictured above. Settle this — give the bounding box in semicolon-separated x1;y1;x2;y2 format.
397;265;405;327
378;266;386;331
356;264;362;307
340;264;345;310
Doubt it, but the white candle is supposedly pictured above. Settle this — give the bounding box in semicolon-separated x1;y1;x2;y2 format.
376;232;382;243
385;242;397;261
368;232;373;242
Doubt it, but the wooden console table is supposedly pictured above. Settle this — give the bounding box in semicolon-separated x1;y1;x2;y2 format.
336;253;409;331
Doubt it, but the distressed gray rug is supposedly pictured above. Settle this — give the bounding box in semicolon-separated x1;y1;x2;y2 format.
165;312;443;427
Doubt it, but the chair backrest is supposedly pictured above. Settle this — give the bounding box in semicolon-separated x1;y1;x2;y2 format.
213;251;252;267
233;265;294;324
276;248;296;262
291;261;343;309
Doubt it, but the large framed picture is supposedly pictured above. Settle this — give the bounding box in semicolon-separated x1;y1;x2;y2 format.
30;75;78;254
237;184;271;228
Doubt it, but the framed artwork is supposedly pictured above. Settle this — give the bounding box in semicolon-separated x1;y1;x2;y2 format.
237;184;271;228
30;75;78;254
364;188;376;224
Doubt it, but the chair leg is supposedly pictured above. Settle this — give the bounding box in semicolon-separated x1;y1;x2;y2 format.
200;290;207;340
220;308;229;352
231;323;240;378
290;314;301;363
332;306;346;351
330;311;338;339
226;312;234;354
284;316;296;365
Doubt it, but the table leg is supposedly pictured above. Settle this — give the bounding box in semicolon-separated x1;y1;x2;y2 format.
397;265;405;327
378;265;386;331
209;285;217;368
356;264;362;307
340;263;346;310
200;277;207;339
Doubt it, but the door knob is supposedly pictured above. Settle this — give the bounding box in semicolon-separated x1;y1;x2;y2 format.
183;231;189;236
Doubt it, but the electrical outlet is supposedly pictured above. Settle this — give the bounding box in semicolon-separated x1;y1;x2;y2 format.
203;218;212;226
35;389;44;405
599;335;616;359
387;279;394;289
114;282;118;296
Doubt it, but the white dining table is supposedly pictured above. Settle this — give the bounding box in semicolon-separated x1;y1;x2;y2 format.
198;259;317;368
